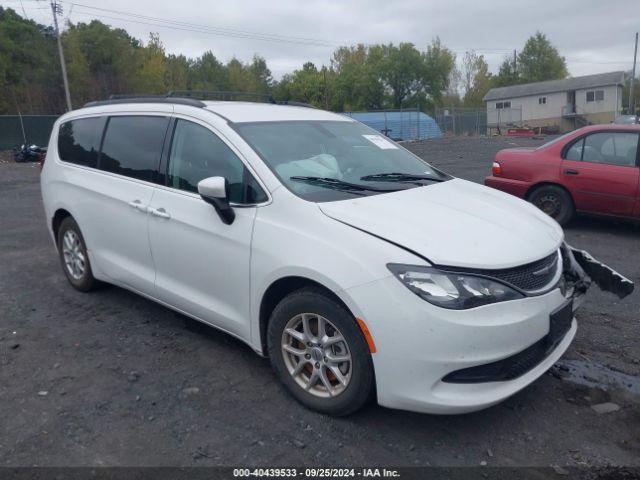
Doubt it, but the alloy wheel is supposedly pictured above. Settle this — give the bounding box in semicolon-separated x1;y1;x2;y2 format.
62;229;86;280
281;313;352;398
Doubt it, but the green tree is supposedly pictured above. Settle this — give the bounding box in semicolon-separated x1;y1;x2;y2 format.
273;74;293;102
247;55;273;93
461;52;492;107
518;32;567;83
331;44;383;111
227;57;250;91
63;20;140;99
188;51;228;91
461;51;481;96
422;38;456;108
492;56;518;87
287;62;325;105
63;28;93;107
0;7;61;114
374;43;423;108
165;54;189;91
133;33;167;94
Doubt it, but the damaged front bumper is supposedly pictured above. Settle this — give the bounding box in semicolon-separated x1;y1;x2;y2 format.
560;243;634;308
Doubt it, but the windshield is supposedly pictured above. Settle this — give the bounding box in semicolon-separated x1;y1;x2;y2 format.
234;120;448;202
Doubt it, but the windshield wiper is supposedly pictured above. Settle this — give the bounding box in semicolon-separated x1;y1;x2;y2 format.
360;172;445;183
290;176;401;193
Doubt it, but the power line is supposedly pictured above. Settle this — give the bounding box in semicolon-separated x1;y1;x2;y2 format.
63;1;336;47
6;1;633;68
69;10;335;48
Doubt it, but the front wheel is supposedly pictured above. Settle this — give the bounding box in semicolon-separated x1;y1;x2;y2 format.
528;185;575;226
267;287;374;416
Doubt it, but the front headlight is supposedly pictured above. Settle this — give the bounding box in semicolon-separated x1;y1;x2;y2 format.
388;264;524;310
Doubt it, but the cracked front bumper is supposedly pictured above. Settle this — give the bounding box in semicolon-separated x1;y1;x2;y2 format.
562;243;634;301
346;244;634;415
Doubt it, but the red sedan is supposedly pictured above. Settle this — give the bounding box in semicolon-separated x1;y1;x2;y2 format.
485;124;640;225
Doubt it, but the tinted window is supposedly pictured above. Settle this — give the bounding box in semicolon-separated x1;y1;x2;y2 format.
99;116;169;182
58;117;105;167
582;132;638;166
167;119;266;203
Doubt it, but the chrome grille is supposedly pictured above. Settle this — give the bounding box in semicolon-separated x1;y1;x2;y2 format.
443;250;560;293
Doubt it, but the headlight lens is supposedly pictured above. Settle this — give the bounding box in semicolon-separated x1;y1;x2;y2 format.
388;264;524;309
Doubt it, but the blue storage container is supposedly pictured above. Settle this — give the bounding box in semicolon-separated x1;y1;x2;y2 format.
343;110;442;141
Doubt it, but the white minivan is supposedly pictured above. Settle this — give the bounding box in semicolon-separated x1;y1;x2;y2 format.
40;96;632;416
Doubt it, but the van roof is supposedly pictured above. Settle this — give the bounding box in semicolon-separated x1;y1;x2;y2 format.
81;96;350;124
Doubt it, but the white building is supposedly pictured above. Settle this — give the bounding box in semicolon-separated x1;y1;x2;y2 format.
483;71;625;133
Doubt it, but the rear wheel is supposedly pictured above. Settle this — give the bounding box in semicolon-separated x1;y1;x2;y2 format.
267;287;374;416
57;217;97;292
528;185;574;226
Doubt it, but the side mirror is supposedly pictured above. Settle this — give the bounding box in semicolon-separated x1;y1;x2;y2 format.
197;176;235;225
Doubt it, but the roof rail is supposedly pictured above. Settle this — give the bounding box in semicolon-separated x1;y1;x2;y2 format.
84;96;206;108
168;90;276;103
83;91;318;109
277;100;317;109
167;91;316;108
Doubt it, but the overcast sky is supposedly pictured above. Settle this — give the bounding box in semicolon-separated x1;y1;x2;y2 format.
8;0;640;80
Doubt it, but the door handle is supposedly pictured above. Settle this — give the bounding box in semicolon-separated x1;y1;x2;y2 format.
563;169;579;175
149;207;171;219
128;200;148;212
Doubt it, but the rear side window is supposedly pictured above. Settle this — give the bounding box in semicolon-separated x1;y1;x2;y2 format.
564;132;639;167
58;117;105;168
99;116;169;182
582;132;638;166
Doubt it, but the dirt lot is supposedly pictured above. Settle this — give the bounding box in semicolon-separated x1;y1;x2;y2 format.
0;136;639;468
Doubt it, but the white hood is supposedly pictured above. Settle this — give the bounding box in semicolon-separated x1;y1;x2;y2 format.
319;178;563;269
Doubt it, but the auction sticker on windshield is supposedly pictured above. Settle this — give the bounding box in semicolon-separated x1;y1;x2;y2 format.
362;134;398;149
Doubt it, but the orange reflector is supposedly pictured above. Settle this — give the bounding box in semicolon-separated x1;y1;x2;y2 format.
356;318;377;353
492;161;502;175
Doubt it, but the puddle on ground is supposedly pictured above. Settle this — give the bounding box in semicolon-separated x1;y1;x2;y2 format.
553;359;640;396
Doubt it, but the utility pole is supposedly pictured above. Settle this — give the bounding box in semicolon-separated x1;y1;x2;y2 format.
630;32;638;115
50;1;72;111
513;49;517;80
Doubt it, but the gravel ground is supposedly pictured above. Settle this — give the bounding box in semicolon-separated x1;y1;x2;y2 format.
0;137;638;468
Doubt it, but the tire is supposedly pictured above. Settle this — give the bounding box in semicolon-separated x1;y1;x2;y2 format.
528;185;575;226
267;287;374;416
57;216;97;292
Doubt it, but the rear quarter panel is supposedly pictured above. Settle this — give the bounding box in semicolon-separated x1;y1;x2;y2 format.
495;148;561;189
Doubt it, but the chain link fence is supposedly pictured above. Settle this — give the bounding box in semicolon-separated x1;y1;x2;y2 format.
0;115;59;150
434;107;487;136
434;106;524;136
486;106;523;134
